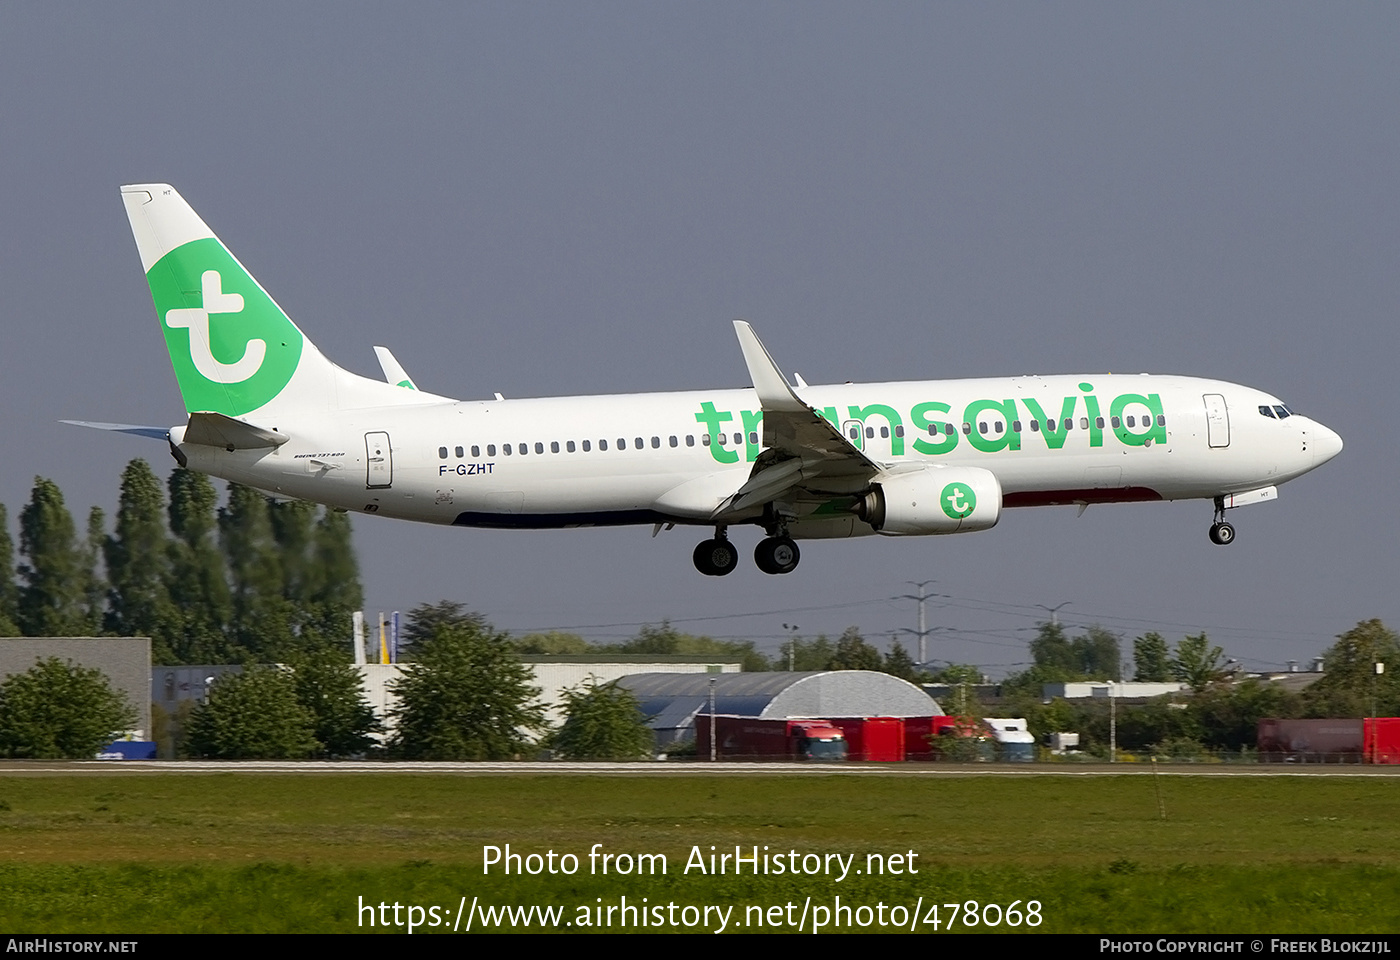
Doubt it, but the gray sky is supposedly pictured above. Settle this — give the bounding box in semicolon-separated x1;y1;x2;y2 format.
2;3;1395;675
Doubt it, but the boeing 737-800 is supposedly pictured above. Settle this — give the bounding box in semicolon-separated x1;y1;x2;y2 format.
70;184;1344;576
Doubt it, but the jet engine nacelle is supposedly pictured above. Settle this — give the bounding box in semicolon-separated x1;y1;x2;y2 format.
855;466;1002;536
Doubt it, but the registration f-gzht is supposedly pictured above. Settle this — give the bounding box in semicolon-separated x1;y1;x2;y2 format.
69;184;1343;577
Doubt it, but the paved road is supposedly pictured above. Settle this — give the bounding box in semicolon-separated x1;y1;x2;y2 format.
2;760;1397;777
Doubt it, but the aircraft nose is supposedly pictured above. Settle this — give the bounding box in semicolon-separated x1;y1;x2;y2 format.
1312;423;1343;466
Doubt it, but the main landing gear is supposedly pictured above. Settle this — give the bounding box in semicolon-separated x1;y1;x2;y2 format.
1208;497;1236;546
693;531;739;576
754;535;801;575
691;527;802;576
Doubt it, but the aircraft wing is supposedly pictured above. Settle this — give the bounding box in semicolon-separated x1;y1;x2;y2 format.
713;322;879;519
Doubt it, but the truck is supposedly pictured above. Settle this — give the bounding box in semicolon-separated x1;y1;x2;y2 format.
1257;718;1400;763
694;715;848;761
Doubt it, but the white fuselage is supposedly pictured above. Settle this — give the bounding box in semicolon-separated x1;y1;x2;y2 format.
172;372;1342;538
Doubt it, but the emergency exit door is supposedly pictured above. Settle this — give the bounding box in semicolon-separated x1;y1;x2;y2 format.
1203;394;1230;448
365;432;393;488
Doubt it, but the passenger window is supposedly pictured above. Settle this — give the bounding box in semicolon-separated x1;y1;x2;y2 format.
686;435;695;447
535;442;544;454
994;422;1004;434
635;437;644;449
962;422;972;435
1012;421;1021;432
1046;420;1056;433
600;439;608;451
519;442;528;455
503;444;513;456
550;441;559;453
1095;418;1104;429
1079;417;1089;430
702;434;711;446
1111;417;1121;428
582;440;591;452
894;425;904;438
1064;418;1073;431
718;434;727;445
438;446;448;459
1030;420;1040;432
866;426;875;439
1157;415;1167;426
733;433;741;445
1126;416;1136;427
669;436;678;448
453;446;462;458
471;445;480;458
748;432;758;445
618;438;627;450
566;441;575;453
849;426;860;440
487;444;497;456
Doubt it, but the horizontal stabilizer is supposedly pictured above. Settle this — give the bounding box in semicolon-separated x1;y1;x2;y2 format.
61;420;170;440
182;412;289;449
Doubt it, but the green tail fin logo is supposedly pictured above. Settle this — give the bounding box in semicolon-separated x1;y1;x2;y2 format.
145;237;304;416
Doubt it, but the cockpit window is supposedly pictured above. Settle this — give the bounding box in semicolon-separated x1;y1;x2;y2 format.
1273;405;1291;419
1259;405;1275;418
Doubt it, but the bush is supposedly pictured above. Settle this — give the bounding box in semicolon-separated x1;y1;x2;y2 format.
551;677;654;760
389;621;546;760
0;658;136;759
186;666;319;759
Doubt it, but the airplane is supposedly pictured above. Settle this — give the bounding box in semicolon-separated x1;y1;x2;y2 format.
70;183;1344;577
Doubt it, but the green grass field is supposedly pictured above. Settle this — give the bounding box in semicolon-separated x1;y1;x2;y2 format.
1;770;1397;933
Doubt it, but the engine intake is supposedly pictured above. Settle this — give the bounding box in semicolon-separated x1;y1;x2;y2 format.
855;466;1002;536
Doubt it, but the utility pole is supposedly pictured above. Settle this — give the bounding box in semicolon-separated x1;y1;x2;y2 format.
1036;601;1072;628
898;580;939;664
782;623;800;671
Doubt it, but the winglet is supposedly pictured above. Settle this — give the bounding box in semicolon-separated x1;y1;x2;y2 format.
732;321;807;413
373;346;418;390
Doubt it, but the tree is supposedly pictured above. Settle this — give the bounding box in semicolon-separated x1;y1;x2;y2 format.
105;460;180;662
1171;633;1228;692
0;658;136;758
219;485;294;659
928;663;983;685
882;641;919;682
402;601;487;656
1133;632;1172;682
17;478;89;636
1070;626;1121;679
551;677;654;760
389;621;547;760
778;635;834;671
185;666;319;759
1028;621;1077;676
605;622;770;672
0;504;19;637
827;627;883;671
289;651;382;758
1303;620;1400;718
167;468;234;663
514;631;592;654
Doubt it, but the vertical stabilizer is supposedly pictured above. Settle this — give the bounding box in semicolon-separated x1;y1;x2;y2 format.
121;184;443;420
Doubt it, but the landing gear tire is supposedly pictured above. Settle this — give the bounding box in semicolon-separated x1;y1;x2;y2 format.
754;536;801;575
1209;522;1235;545
693;538;739;576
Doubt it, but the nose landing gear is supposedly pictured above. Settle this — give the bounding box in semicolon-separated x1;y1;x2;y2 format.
1208;497;1236;545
